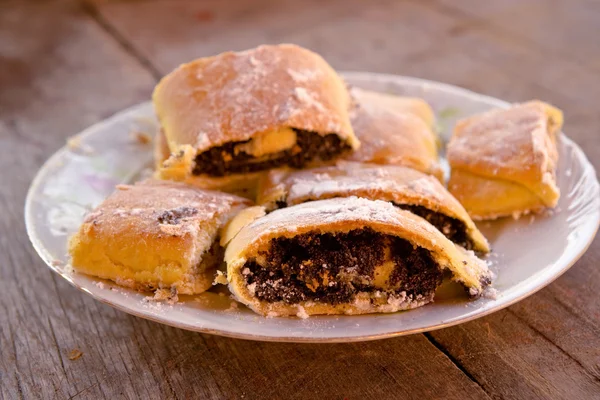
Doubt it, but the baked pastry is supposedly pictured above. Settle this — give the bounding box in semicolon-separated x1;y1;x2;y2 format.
154;135;261;198
69;179;251;294
224;197;492;317
351;88;436;129
153;44;359;194
257;162;489;253
346;88;442;180
447;100;563;220
153;129;171;170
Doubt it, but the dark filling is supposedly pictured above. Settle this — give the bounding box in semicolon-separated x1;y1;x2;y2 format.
157;206;198;224
242;228;443;305
192;130;351;176
394;204;473;250
272;200;474;250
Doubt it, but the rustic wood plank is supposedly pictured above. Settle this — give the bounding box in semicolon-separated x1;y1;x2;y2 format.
508;287;600;380
3;0;600;398
427;309;600;399
432;0;600;73
0;0;154;398
393;2;600;396
0;1;493;399
86;0;600;399
85;0;451;74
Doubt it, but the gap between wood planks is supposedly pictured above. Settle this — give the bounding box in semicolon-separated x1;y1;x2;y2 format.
506;308;600;383
75;0;598;396
417;0;600;76
79;0;162;81
423;332;489;393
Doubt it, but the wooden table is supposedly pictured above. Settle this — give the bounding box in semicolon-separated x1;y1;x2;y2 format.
2;1;599;398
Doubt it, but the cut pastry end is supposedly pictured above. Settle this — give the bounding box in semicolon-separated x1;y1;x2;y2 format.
68;179;252;294
220;206;267;247
257;162;490;254
153;44;359;179
225;197;492;317
191;129;356;177
447;100;563;219
448;168;553;220
155;144;263;199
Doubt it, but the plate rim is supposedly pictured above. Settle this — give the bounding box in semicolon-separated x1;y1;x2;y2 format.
24;73;600;343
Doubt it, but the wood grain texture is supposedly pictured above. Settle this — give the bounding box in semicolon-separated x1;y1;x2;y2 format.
2;0;600;399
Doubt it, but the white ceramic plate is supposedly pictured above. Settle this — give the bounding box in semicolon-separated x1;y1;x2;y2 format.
25;73;600;342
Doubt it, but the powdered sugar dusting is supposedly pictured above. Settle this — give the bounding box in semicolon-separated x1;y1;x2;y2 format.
287;67;320;82
293;87;326;113
483;287;498;300
448;101;557;183
276;163;447;208
195;132;211;149
296;306;309;319
160;45;353;152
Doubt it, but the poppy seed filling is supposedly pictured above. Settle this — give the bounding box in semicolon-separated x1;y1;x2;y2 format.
241;228;443;305
193;130;351;176
272;201;474;251
394;204;473;250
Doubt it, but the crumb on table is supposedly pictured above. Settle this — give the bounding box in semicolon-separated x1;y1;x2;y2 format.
131;131;152;144
68;349;83;360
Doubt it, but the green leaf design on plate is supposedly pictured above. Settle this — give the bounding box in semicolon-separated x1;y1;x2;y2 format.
438;107;460;119
438;107;461;120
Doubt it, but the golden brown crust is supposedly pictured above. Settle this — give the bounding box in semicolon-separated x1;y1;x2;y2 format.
153;129;171;170
447;100;563;219
350;88;436;129
69;179;252;294
153;44;359;154
154;144;261;199
448;169;545;220
257;162;489;253
224;197;492;317
347;88;442;180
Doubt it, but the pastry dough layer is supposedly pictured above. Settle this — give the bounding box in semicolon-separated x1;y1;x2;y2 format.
347;88;442;180
257;162;489;253
350;88;437;129
155;143;262;199
225;197;492;317
69;179;251;294
447;100;563;219
153;44;359;180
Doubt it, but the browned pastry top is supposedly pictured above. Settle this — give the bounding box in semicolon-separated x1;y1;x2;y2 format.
257;162;489;252
153;44;358;153
83;179;252;241
447;100;562;197
346;88;441;179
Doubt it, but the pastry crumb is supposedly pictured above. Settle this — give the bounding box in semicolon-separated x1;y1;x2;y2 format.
116;184;132;191
51;259;64;267
213;270;228;285
483;287;498;300
94;281;105;289
63;264;75;276
146;287;179;305
225;301;239;312
296;306;309;319
67;349;83;360
66;136;94;154
131;131;152;144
